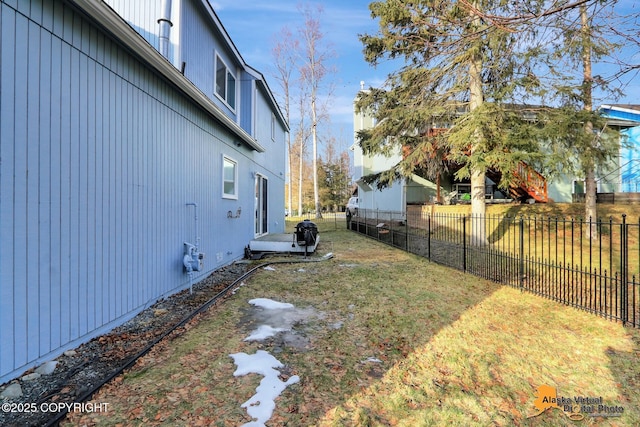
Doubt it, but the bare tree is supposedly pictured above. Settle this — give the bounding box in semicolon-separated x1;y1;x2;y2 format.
271;27;298;219
295;93;309;216
298;4;335;219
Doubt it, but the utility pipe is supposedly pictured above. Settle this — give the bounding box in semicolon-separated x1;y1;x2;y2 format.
158;0;173;59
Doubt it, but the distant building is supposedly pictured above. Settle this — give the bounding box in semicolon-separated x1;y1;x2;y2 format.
0;0;287;383
352;85;640;209
595;105;640;193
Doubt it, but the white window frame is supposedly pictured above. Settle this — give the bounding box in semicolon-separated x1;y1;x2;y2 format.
271;113;276;141
222;155;238;200
255;174;268;236
214;54;236;110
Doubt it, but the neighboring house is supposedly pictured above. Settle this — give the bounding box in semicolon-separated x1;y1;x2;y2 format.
545;105;640;202
596;105;640;192
351;87;506;214
0;0;287;383
352;85;640;207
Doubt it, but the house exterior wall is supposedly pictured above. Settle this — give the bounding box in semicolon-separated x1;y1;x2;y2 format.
179;0;239;120
547;179;573;203
239;72;254;134
352;93;406;212
352;99;376;179
0;0;286;383
104;0;181;66
618;126;640;191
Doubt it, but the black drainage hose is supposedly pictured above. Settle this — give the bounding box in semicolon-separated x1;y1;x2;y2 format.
45;253;333;426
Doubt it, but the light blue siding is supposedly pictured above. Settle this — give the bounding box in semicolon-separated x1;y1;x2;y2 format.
106;0;164;58
239;74;254;134
38;25;53;355
1;1;17;374
14;11;30;369
620;127;640;190
179;0;239;121
0;0;286;383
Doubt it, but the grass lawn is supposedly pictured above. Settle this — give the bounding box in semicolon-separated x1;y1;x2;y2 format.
64;229;640;426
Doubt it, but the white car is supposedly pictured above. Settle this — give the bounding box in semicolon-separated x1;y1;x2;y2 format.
346;197;359;216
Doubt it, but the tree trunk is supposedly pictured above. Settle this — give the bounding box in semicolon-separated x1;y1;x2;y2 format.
468;9;486;246
287;133;292;218
312;99;322;218
585;165;597;238
298;141;303;216
581;4;597;239
470;169;487;246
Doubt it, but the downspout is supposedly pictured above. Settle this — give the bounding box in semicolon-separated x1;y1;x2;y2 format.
158;0;173;59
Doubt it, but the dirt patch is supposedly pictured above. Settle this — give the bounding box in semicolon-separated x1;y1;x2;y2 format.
237;299;328;351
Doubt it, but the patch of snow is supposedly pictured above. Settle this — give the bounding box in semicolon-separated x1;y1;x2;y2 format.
244;325;287;341
230;298;324;425
248;298;294;310
230;350;300;427
263;266;276;271
362;357;383;364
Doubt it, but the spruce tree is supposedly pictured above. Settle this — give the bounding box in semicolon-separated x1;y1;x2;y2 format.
358;0;545;244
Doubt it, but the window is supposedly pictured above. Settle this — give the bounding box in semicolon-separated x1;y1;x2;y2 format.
223;156;238;199
271;113;276;141
215;54;236;109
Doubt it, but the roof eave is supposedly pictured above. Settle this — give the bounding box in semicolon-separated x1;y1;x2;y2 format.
72;0;265;153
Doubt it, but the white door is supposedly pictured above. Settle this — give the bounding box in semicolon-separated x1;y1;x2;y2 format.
255;175;268;236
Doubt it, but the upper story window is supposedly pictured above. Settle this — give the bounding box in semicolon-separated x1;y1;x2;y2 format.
223;155;238;199
215;54;236;110
271;113;276;141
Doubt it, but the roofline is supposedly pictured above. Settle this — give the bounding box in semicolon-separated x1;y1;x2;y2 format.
599;104;640;117
72;0;265;152
200;1;289;132
245;64;289;131
198;0;246;66
599;104;640;128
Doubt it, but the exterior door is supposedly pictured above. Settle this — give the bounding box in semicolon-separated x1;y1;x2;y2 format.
255;175;268;236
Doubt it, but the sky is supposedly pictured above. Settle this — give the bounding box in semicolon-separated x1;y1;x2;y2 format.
213;0;396;153
212;1;640;155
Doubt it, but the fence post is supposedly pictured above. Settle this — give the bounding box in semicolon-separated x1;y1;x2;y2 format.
427;214;431;260
405;212;409;252
519;216;525;291
462;215;467;273
622;214;629;325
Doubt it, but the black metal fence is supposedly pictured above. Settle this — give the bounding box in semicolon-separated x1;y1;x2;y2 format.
285;212;349;233
349;209;640;328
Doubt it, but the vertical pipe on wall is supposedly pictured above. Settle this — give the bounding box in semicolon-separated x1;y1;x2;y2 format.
158;0;173;59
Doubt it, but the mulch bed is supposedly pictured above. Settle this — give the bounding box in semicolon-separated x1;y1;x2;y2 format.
0;263;249;427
